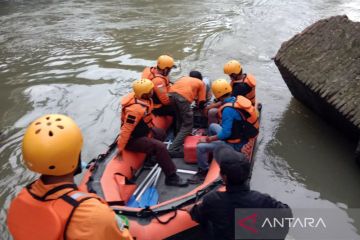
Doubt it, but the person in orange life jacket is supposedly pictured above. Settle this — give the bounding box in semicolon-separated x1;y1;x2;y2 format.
7;114;133;240
188;79;259;184
206;60;257;124
118;78;188;187
190;145;291;240
224;59;256;105
167;70;207;158
142;55;177;117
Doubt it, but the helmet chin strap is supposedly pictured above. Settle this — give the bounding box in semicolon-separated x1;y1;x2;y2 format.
74;154;83;176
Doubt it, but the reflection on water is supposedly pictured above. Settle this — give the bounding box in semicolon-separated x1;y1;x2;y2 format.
1;0;359;238
268;99;359;205
252;98;360;238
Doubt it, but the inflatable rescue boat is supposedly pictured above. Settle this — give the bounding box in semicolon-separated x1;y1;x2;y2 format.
79;106;261;240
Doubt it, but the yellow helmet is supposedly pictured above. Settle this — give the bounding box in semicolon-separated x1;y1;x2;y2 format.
22;114;83;176
157;55;176;70
133;78;154;98
224;60;242;75
211;79;232;99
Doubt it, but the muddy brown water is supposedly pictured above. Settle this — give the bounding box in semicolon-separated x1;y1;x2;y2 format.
1;0;360;239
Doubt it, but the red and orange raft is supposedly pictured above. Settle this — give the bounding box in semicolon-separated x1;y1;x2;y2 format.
79;110;260;240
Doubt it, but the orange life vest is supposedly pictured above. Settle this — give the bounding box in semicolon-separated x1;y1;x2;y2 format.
142;67;170;86
218;96;259;143
231;74;256;105
142;67;170;107
118;93;155;151
7;182;104;240
121;92;154;130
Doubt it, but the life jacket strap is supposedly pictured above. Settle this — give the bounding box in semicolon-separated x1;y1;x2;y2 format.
61;193;100;240
26;182;78;202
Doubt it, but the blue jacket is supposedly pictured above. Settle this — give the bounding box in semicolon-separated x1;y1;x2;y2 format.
217;96;242;140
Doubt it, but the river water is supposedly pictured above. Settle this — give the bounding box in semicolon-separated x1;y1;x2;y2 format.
1;0;360;239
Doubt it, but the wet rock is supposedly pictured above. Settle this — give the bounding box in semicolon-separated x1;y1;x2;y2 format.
274;15;360;158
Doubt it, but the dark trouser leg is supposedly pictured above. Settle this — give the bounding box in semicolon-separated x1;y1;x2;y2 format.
173;99;181;135
151;127;167;141
125;135;176;177
152;105;175;117
168;94;193;152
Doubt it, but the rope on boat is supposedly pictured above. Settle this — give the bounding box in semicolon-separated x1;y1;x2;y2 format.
132;179;224;224
137;206;178;225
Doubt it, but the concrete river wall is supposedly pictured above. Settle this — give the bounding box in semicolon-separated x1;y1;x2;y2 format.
274;15;360;162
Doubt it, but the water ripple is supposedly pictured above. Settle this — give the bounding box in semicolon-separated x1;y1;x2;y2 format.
1;0;360;239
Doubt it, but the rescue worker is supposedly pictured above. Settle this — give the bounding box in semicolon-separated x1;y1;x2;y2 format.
206;60;257;124
188;79;259;184
167;70;207;157
118;78;188;187
224;59;256;105
190;145;291;240
142;55;177;116
7;114;133;240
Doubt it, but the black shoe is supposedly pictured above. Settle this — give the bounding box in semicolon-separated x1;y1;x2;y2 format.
165;174;189;187
187;169;208;184
169;151;184;158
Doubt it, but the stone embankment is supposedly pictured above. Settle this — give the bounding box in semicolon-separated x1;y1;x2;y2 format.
274;15;360;162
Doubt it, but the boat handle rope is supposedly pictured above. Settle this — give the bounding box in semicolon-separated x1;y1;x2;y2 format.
135;180;224;224
86;134;119;169
137;206;178;225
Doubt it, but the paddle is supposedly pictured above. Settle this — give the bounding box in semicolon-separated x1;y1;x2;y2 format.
139;167;161;208
133;164;159;196
127;164;159;207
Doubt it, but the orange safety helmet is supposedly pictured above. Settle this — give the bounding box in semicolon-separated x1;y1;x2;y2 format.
224;60;242;75
211;79;232;99
132;78;154;98
22;114;83;176
157;55;176;70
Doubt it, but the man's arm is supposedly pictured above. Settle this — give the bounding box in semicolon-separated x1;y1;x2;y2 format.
117;109;142;152
203;101;222;116
189;200;209;224
195;82;207;110
197;82;207;104
217;108;240;140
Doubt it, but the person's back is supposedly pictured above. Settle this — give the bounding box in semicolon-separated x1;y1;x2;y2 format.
190;145;291;240
142;66;171;106
167;71;207;157
8;179;130;240
217;95;259;146
224;60;256;105
169;76;206;103
192;185;289;240
7;114;132;240
141;55;176;117
231;73;256;105
117;79;188;187
118;91;154;153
